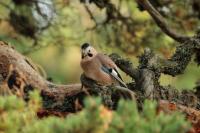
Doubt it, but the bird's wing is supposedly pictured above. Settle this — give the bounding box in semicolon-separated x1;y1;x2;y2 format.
97;53;127;88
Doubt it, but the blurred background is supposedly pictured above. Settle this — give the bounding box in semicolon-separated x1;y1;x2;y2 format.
0;0;199;89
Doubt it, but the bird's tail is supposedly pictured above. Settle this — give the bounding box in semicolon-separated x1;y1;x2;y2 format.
110;72;128;88
117;79;128;88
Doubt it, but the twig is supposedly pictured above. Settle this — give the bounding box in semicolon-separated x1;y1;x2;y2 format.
84;5;97;25
136;0;191;43
0;1;12;10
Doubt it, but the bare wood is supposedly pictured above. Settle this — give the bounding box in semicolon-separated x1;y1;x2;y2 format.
0;42;47;90
43;83;82;97
0;41;82;96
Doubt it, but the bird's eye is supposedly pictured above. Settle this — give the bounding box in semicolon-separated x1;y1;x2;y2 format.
88;50;91;52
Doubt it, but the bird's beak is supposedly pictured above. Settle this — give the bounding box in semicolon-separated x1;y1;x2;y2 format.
81;50;87;58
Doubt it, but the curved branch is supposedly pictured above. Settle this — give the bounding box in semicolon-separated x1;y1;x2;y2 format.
136;0;191;43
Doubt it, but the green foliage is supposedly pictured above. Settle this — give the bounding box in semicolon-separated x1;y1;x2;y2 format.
0;91;41;133
0;92;191;133
108;100;190;133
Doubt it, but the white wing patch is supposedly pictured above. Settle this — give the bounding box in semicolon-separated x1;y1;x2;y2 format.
101;66;127;88
109;68;127;88
110;69;118;77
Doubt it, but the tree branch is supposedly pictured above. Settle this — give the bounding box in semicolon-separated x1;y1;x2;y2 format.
136;0;191;43
109;53;139;80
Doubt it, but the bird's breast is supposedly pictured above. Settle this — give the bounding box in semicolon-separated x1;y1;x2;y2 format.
80;60;115;85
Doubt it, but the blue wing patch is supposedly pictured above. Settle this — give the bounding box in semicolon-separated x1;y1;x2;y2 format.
101;66;127;88
101;66;111;74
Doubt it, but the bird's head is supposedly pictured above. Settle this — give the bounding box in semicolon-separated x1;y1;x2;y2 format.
81;43;97;59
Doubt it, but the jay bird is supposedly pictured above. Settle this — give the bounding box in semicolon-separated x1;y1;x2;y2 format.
80;43;127;88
